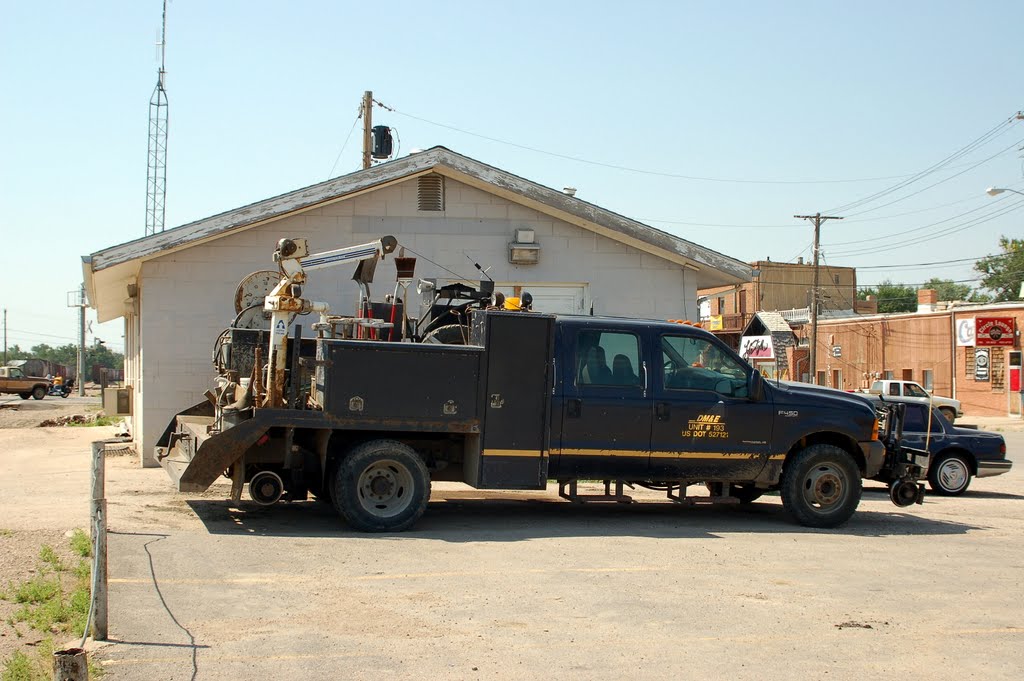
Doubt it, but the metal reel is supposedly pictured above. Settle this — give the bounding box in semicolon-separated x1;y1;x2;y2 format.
234;270;281;314
249;471;284;505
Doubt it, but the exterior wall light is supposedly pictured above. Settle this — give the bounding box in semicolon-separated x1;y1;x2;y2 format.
509;228;540;265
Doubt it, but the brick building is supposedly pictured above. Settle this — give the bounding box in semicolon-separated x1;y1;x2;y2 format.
699;259;867;338
805;291;1023;418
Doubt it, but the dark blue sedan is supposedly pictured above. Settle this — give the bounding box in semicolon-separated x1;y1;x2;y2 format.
876;398;1012;495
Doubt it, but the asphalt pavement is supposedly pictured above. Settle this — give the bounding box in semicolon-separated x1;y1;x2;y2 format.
85;431;1024;680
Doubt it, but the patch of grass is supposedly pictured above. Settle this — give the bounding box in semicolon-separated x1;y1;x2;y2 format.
11;575;59;606
1;649;37;681
69;530;91;559
0;529;13;538
0;534;97;680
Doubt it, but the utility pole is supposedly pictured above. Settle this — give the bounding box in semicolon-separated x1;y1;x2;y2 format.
794;212;843;384
361;90;373;170
78;284;87;397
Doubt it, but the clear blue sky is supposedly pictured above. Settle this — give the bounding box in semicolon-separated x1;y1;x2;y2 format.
2;1;1022;353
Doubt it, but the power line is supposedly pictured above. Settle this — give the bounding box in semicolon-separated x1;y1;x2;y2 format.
825;112;1021;214
326;109;361;180
838;137;1024;218
380;102;1000;186
823;193;1017;247
829;197;1024;258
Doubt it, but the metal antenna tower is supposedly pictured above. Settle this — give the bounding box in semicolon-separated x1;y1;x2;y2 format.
145;0;169;235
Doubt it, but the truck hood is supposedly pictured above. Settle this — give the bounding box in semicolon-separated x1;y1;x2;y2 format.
772;380;877;412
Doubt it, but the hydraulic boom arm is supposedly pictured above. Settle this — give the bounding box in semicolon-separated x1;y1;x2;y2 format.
263;236;398;407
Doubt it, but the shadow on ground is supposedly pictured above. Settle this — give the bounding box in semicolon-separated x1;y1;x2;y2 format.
187;491;982;542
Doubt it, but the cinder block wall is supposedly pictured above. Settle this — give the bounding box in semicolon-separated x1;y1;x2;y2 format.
137;178;695;464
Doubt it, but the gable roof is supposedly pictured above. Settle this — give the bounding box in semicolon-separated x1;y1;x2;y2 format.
84;147;751;314
742;311;797;336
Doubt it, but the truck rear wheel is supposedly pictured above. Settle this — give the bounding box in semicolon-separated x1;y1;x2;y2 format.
780;444;861;528
334;440;430;532
32;386;46;400
19;393;31;400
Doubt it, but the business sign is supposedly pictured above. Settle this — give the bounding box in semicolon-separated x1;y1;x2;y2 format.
831;346;842;358
708;315;723;331
739;335;774;360
976;317;1015;347
955;318;975;347
974;348;990;382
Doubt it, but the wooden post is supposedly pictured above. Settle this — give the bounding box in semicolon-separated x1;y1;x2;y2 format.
52;647;88;680
90;441;108;641
361;90;373;170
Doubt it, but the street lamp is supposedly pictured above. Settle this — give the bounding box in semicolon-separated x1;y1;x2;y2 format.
986;186;1024;197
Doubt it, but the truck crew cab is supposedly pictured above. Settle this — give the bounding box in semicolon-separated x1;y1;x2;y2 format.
157;236;924;534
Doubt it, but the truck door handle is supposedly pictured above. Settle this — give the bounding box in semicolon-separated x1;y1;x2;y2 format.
655;402;670;421
567;398;582;418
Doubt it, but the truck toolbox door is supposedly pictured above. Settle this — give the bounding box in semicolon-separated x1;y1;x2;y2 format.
554;326;651;478
651;334;773;480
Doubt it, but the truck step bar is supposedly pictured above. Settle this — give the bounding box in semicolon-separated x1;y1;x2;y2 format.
557;480;742;506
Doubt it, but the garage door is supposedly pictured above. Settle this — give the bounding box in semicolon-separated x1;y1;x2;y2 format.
497;284;587;315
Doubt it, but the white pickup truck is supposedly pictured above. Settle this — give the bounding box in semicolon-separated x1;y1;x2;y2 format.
867;380;963;422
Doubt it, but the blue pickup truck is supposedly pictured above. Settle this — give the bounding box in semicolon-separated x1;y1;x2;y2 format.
158;310;926;532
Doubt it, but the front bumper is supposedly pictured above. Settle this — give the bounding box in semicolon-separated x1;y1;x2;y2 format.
977;460;1013;478
860;440;887;478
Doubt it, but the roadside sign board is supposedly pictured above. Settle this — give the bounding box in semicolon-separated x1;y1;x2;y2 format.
976;317;1015;347
955;318;975;347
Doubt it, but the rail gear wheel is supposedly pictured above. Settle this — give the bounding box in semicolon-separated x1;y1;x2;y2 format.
249;471;285;505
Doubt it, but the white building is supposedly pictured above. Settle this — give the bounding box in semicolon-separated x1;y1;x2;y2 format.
84;147;751;465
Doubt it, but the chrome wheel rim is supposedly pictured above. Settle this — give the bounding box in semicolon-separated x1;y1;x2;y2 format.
938;458;969;493
801;463;848;513
357;459;414;518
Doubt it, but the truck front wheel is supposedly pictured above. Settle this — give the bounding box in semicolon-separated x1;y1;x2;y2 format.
32;386;46;400
334;440;430;532
780;444;861;528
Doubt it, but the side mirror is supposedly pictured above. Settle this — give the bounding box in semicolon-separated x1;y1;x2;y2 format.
748;371;765;402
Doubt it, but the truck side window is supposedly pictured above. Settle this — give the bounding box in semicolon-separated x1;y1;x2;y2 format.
661;336;748;398
906;384;928;398
888;384;900;396
576;331;641;387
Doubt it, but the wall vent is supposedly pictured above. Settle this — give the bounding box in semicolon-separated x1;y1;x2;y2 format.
417;174;445;211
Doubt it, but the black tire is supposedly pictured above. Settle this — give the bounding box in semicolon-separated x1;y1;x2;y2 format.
334;440;430;532
18;393;30;400
31;386;46;400
938;407;956;424
927;452;972;496
780;444;862;528
60;391;69;399
422;323;468;345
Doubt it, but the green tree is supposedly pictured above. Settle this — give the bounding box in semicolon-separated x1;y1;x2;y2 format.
857;280;917;313
975;237;1024;302
921;277;991;303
